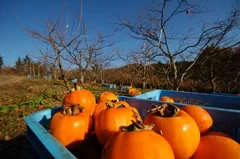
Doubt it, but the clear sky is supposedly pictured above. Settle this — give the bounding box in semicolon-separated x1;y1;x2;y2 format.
0;0;237;67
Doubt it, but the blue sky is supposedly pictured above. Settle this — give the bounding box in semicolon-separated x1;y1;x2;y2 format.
0;0;237;67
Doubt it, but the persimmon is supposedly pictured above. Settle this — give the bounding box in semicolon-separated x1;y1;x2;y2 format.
128;88;141;96
97;91;118;103
93;102;108;121
160;96;174;102
181;105;213;134
102;121;174;159
204;131;233;139
49;106;92;150
95;102;142;146
144;104;200;159
192;135;240;159
63;89;96;115
93;100;131;121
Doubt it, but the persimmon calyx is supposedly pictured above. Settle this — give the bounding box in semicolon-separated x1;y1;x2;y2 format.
121;120;155;132
74;82;84;90
65;82;84;94
110;99;119;103
62;105;85;115
147;104;179;117
105;101;126;109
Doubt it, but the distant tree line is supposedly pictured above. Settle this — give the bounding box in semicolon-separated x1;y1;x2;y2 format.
1;44;240;94
14;55;53;78
0;55;3;70
102;45;240;93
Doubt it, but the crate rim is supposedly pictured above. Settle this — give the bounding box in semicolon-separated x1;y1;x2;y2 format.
143;89;240;98
24;109;77;159
118;95;240;113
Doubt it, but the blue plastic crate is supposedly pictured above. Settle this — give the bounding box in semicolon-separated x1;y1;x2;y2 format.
211;92;237;96
120;86;131;91
135;89;240;110
25;96;240;158
25;106;77;159
102;83;116;89
71;79;78;83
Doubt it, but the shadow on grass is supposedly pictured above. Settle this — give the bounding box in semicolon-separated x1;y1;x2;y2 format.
0;135;40;159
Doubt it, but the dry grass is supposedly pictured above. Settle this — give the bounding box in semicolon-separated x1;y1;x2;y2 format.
0;75;151;158
0;76;68;140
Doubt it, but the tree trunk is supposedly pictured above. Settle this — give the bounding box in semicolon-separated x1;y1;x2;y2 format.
175;78;185;91
29;61;32;77
50;35;70;89
210;78;217;92
51;67;57;79
130;81;133;87
38;65;40;78
164;74;172;90
100;69;103;84
170;57;178;91
56;54;70;90
227;82;231;93
93;72;97;84
33;63;35;78
175;86;179;91
142;81;146;89
80;72;85;84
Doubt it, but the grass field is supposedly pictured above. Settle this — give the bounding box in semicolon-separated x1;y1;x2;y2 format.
0;75;142;158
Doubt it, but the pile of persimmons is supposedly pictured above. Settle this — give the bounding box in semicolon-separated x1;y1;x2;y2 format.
48;87;240;159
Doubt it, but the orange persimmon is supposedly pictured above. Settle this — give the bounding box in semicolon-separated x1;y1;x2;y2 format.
160;96;174;103
97;91;118;103
192;135;240;159
63;89;96;115
95;103;141;146
144;104;200;159
204;131;233;139
181;105;213;134
102;121;174;159
93;100;131;121
49;106;92;150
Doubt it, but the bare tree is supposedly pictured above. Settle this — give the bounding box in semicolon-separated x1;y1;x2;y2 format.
18;10;82;89
0;55;3;70
117;0;240;90
63;22;116;84
90;48;116;84
191;46;233;92
119;43;155;89
221;46;240;93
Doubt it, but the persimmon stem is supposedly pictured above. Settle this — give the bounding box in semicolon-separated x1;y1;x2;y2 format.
147;103;179;117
